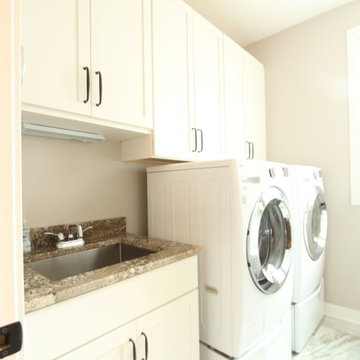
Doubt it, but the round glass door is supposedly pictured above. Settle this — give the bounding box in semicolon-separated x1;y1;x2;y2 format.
247;187;292;294
304;188;327;260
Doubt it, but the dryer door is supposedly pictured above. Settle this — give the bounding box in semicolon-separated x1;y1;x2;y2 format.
247;187;292;294
304;187;327;260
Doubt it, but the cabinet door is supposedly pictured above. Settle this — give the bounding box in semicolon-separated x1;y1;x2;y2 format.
192;14;223;160
152;0;194;160
223;35;246;159
90;0;152;128
244;53;267;160
57;321;137;360
22;0;91;116
137;290;199;360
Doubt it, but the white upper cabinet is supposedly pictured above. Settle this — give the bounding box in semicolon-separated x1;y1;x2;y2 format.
151;0;193;160
23;0;265;159
90;0;152;128
191;13;223;160
223;35;266;160
22;0;88;116
243;52;266;160
223;35;246;159
121;0;224;162
22;0;152;133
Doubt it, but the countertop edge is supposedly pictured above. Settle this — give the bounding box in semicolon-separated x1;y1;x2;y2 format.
24;235;201;314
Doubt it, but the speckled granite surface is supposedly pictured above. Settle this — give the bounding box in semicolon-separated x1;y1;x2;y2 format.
24;218;200;314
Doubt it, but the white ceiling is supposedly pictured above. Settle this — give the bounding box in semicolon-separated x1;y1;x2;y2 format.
183;0;356;46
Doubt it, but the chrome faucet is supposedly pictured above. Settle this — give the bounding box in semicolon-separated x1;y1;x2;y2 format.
44;224;93;249
67;224;78;240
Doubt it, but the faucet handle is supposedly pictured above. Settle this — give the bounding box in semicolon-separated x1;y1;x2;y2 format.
44;232;65;241
77;225;93;239
77;224;83;239
83;226;93;233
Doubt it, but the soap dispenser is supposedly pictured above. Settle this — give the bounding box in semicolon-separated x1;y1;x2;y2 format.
22;216;31;253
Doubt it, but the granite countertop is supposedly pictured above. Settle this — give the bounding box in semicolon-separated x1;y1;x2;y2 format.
24;218;200;314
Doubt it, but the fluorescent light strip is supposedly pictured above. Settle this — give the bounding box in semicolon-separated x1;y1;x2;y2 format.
22;122;105;143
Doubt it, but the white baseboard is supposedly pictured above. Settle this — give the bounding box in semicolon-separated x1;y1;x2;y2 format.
325;302;360;326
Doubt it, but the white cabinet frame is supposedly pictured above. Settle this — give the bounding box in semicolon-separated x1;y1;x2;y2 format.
347;26;360;205
25;256;199;360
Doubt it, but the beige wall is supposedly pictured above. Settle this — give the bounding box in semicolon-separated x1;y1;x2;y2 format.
22;135;148;235
247;0;360;311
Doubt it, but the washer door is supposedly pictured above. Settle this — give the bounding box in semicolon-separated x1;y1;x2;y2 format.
247;187;292;294
304;187;327;260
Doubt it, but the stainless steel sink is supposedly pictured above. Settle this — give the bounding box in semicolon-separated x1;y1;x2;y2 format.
28;243;154;281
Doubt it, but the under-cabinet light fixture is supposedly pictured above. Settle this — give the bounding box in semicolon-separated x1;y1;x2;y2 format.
22;122;105;143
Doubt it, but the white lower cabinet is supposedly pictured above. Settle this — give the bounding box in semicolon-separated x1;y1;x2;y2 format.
58;321;137;360
25;256;199;360
137;291;199;360
58;291;198;360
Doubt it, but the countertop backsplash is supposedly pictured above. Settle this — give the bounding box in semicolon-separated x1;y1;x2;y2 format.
29;217;126;251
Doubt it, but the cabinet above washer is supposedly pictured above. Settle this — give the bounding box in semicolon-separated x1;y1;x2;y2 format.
21;0;152;141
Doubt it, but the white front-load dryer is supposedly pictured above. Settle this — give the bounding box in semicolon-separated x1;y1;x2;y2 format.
289;165;328;353
147;159;294;360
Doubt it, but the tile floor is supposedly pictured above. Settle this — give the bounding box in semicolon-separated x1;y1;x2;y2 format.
292;317;360;360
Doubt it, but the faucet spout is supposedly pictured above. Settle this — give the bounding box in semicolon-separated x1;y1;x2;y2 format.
67;224;78;240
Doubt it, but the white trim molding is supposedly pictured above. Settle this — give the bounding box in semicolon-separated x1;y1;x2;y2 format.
325;302;360;326
346;26;360;205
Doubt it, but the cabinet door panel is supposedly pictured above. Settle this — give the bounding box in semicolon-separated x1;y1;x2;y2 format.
223;36;266;161
244;54;267;160
22;0;90;116
137;291;199;360
91;0;152;128
152;0;193;160
192;14;222;160
57;321;136;360
223;36;246;159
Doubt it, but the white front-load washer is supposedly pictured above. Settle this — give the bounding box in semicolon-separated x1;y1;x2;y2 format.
147;159;294;359
289;165;328;353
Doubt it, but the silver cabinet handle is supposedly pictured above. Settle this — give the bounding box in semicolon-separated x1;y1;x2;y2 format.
95;71;102;106
82;66;90;103
197;129;203;153
192;128;197;152
250;142;254;160
141;332;148;360
245;141;251;159
129;339;137;360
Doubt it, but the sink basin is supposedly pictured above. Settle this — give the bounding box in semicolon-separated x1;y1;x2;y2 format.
28;243;154;281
